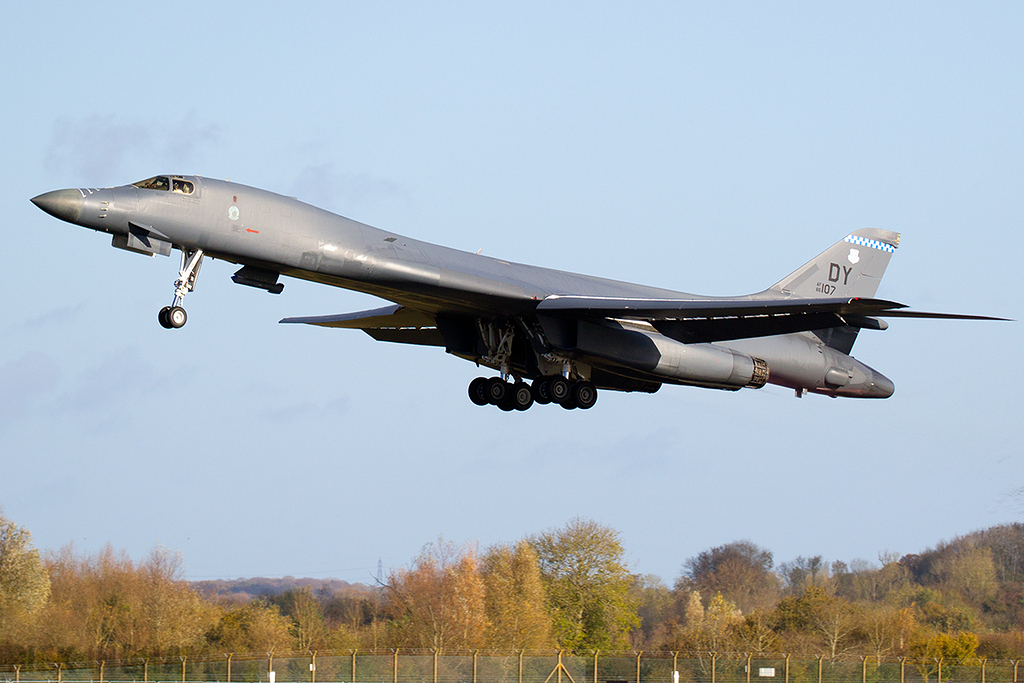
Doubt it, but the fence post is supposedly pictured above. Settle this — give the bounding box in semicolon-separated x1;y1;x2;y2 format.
712;652;718;683
1013;660;1019;683
747;654;752;683
980;657;986;683
937;658;942;683
56;662;64;683
474;650;479;683
14;664;20;683
785;654;790;683
637;651;643;683
226;654;232;683
817;655;823;683
311;650;317;683
394;649;399;683
433;649;439;683
352;649;358;683
98;660;104;683
594;651;599;683
144;658;149;683
862;656;867;683
181;656;187;683
673;653;679;683
519;651;524;683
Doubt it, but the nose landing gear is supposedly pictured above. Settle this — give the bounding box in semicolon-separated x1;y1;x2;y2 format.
158;305;187;329
158;248;203;329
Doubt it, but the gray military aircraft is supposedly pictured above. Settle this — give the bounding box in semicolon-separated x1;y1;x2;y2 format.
31;175;1003;410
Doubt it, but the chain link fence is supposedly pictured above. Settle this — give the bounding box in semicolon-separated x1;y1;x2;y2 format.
2;652;1021;683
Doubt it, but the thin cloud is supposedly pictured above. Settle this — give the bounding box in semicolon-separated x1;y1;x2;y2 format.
44;112;221;184
23;303;85;329
45;114;152;184
162;111;221;169
0;353;62;426
257;395;351;423
289;163;405;214
51;353;156;415
996;485;1024;515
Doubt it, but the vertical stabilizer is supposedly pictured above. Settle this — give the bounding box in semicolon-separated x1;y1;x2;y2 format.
769;229;900;299
767;229;900;354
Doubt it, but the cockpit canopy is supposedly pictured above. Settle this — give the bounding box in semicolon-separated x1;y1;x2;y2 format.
133;175;195;195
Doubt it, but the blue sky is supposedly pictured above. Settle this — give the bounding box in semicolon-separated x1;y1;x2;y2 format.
3;2;1022;584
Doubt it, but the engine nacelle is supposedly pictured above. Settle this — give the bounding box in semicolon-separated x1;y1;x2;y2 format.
570;319;769;391
724;335;895;398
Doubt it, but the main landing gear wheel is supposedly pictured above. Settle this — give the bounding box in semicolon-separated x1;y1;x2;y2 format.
485;376;507;404
532;377;552;404
465;376;596;411
548;376;571;403
511;382;534;411
573;380;598;409
468;377;490;406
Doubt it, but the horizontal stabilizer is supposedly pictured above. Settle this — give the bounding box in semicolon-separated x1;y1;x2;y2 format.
864;309;1011;321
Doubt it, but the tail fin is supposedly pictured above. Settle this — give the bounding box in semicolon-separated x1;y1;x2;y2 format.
770;228;900;299
768;229;901;353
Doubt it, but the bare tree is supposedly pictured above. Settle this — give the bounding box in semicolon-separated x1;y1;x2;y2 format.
779;556;833;595
680;540;779;614
276;586;327;650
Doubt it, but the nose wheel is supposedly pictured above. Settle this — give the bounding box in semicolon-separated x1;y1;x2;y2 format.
158;306;187;329
158;248;203;329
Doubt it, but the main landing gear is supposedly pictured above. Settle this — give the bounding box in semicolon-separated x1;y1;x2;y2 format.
468;376;598;411
158;248;204;329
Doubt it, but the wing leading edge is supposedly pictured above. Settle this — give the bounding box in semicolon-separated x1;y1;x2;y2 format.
280;305;444;346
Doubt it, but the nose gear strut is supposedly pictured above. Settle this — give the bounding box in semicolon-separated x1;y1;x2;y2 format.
158;248;203;329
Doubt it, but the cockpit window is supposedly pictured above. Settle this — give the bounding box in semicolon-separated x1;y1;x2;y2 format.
172;178;194;194
133;176;171;191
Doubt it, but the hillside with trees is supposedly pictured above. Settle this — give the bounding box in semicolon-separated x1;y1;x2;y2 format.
1;512;1023;666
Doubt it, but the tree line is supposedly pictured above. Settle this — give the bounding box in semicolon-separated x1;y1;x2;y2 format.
1;513;1023;667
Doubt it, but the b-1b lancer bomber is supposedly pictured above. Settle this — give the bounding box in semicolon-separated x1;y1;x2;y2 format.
32;175;1003;411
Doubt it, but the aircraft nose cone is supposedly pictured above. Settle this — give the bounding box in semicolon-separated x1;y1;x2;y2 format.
869;371;895;398
31;189;83;224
